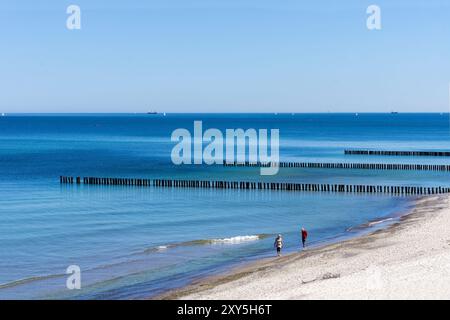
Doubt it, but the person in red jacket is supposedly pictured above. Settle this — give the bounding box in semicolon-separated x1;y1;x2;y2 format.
301;227;308;248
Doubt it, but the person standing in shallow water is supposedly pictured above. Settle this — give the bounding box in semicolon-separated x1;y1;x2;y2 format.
301;227;308;249
274;234;283;257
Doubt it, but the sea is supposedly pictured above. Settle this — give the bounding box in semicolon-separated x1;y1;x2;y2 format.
1;113;449;299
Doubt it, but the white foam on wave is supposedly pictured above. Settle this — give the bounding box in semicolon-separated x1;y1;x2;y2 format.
368;218;393;226
211;235;261;244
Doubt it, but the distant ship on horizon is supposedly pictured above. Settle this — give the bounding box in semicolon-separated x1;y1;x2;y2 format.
146;111;158;115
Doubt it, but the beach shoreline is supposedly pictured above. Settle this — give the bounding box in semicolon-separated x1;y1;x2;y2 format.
156;195;450;300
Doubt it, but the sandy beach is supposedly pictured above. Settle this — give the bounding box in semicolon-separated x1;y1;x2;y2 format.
162;195;450;300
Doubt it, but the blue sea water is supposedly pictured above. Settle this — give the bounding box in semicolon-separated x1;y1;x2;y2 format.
1;113;450;299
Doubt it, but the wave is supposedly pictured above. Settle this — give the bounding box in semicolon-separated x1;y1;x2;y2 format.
144;234;271;254
0;273;65;290
346;217;394;232
367;218;393;227
211;235;262;244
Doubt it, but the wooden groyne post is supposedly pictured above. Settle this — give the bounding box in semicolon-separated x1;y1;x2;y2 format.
223;161;450;172
59;176;450;196
344;150;450;157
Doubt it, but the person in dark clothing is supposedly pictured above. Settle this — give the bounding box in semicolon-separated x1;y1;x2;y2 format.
274;234;283;257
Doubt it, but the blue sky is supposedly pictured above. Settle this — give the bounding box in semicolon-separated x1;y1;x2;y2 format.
0;0;449;113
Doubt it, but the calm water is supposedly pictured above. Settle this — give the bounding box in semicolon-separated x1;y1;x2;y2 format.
1;113;450;299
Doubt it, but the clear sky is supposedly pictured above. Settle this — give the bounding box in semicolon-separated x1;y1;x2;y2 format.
1;0;449;113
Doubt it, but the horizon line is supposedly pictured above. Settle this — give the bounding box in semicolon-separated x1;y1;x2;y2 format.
1;111;449;115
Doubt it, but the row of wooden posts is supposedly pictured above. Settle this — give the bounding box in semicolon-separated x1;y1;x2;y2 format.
223;161;450;172
60;176;450;195
344;150;450;157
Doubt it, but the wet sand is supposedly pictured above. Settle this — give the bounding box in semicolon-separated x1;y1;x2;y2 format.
158;195;450;300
